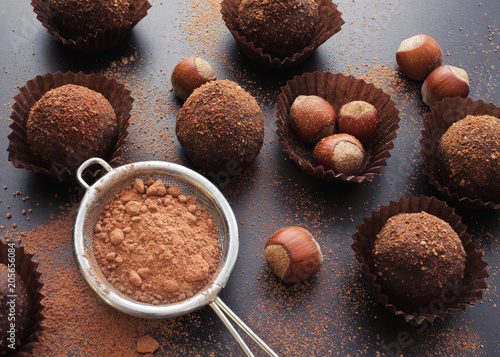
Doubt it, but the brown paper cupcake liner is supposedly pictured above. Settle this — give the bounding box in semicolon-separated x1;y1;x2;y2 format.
221;0;344;68
0;240;44;356
31;0;152;53
276;71;400;182
7;71;133;182
351;195;488;325
420;97;500;209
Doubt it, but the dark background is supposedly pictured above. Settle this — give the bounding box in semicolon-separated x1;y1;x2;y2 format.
1;0;499;356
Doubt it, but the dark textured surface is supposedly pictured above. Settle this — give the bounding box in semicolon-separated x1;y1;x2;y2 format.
1;1;499;356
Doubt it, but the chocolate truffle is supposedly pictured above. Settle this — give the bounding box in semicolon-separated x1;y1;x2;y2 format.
49;0;137;39
436;114;500;202
176;80;264;175
0;263;31;355
372;212;466;308
237;0;319;58
26;84;117;170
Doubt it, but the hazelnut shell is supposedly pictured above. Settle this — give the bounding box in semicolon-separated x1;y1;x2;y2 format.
337;100;379;143
290;95;336;143
421;65;470;107
313;133;365;176
171;57;216;100
265;226;323;283
396;34;443;81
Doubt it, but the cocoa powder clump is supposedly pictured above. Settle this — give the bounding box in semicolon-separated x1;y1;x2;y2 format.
93;178;221;304
136;335;160;353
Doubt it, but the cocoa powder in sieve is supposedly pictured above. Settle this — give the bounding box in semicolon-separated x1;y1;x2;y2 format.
93;178;221;305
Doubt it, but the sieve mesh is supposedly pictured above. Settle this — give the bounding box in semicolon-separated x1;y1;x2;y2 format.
73;161;238;318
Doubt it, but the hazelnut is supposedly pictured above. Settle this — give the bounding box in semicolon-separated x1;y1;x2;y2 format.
336;101;379;143
396;34;443;81
171;56;216;100
290;95;336;143
265;226;323;283
421;65;470;107
313;134;365;176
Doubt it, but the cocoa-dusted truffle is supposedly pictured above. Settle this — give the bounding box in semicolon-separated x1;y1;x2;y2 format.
436;114;500;202
0;263;31;355
237;0;319;58
176;80;264;175
49;0;137;39
26;84;117;170
372;212;466;308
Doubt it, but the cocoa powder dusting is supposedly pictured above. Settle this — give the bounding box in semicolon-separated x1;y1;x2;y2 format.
0;60;493;357
1;208;233;356
93;178;221;304
1;0;499;355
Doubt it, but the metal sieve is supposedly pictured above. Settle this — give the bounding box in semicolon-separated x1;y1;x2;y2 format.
73;158;278;357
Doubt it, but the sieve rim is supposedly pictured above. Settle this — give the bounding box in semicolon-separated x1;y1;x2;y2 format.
72;160;239;319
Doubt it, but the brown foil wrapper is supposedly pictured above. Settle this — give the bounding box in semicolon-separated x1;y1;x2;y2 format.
0;241;44;356
31;0;152;53
276;71;400;182
351;195;488;325
420;97;500;209
8;71;133;182
221;0;344;68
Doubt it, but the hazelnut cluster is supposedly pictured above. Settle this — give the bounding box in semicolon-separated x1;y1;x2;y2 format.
395;34;470;107
290;96;379;176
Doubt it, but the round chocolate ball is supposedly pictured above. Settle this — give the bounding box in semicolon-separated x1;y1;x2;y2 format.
237;0;318;58
372;212;466;308
175;80;264;175
0;263;31;355
49;0;137;39
436;114;500;202
26;84;117;170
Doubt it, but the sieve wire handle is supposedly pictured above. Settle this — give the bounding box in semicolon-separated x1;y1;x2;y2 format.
76;158;113;190
210;297;279;357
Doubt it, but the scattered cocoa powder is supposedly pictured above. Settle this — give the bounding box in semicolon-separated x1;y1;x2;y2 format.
1;1;499;356
93;178;221;305
1;207;236;356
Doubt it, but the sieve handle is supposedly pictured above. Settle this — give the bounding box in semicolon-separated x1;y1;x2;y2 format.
210;297;279;357
76;158;113;190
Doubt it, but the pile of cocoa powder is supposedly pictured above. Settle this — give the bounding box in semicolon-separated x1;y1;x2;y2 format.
93;177;221;305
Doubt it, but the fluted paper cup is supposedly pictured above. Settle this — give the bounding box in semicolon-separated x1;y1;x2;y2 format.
351;195;488;324
221;0;344;68
8;71;133;181
420;97;500;209
276;71;400;182
31;0;151;52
